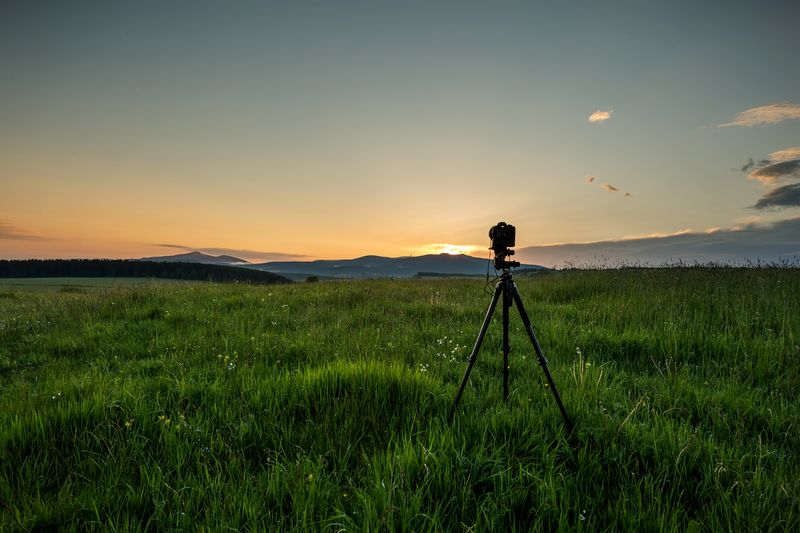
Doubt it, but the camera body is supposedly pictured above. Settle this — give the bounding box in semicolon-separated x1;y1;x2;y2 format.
489;222;516;251
489;222;520;269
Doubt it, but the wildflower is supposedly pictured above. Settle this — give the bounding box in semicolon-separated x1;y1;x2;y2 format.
124;419;133;428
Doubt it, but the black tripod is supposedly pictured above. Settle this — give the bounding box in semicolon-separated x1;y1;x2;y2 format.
448;267;572;430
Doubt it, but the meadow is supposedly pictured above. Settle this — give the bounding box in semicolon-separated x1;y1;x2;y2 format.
0;277;197;292
1;269;798;531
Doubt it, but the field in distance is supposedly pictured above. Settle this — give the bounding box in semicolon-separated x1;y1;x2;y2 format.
1;268;798;530
0;277;197;292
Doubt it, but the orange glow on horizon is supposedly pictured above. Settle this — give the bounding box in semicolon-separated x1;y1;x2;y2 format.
408;243;485;257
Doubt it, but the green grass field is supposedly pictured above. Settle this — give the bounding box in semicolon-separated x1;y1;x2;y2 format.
0;277;195;293
1;269;798;531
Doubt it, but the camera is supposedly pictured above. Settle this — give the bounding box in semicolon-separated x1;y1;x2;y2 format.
489;222;520;269
489;222;516;251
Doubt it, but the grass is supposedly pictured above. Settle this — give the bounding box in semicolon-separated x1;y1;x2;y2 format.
1;269;798;530
0;277;195;292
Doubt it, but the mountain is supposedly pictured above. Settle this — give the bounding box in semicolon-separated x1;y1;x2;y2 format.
514;217;800;268
250;253;544;279
139;251;249;265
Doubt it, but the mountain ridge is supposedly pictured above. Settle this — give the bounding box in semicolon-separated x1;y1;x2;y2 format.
138;251;544;278
250;253;544;279
140;251;249;265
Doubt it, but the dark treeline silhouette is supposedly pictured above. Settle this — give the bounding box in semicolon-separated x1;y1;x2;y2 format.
0;260;290;284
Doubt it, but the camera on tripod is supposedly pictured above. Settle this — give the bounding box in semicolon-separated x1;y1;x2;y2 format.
489;222;520;270
449;221;572;429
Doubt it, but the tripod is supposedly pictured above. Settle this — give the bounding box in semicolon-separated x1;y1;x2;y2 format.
448;267;572;430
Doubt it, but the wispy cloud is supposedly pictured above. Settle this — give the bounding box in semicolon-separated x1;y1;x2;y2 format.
588;109;613;123
753;183;800;210
769;147;800;161
155;244;308;262
718;102;800;127
585;177;631;197
0;221;48;241
749;159;800;185
741;147;800;209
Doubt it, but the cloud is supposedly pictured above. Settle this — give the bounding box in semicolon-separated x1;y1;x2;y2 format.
741;147;800;189
588;110;612;123
0;221;48;241
752;183;800;210
602;182;633;196
740;146;800;208
156;243;308;262
516;217;800;267
749;159;800;185
769;147;800;161
718;102;800;127
585;177;632;196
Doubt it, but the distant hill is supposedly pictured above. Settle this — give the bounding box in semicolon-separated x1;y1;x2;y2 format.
250;253;544;279
514;217;800;268
140;251;249;265
0;259;290;284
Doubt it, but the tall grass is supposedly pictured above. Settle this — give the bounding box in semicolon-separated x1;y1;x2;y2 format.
1;268;798;530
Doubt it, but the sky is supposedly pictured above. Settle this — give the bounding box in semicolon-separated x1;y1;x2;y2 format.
2;0;799;264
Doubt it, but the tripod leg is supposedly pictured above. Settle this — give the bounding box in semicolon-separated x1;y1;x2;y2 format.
502;276;511;401
448;282;502;423
511;285;573;430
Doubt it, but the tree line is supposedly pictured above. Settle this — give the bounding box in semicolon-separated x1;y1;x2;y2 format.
0;259;290;284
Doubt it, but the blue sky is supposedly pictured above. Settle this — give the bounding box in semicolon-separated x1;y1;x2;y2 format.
1;1;799;262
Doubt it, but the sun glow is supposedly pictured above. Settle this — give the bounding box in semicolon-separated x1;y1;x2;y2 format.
410;243;485;257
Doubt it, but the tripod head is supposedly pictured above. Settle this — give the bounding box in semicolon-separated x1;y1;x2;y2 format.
493;250;520;271
489;221;521;270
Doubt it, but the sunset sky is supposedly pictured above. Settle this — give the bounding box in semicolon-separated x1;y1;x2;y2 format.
2;1;799;264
